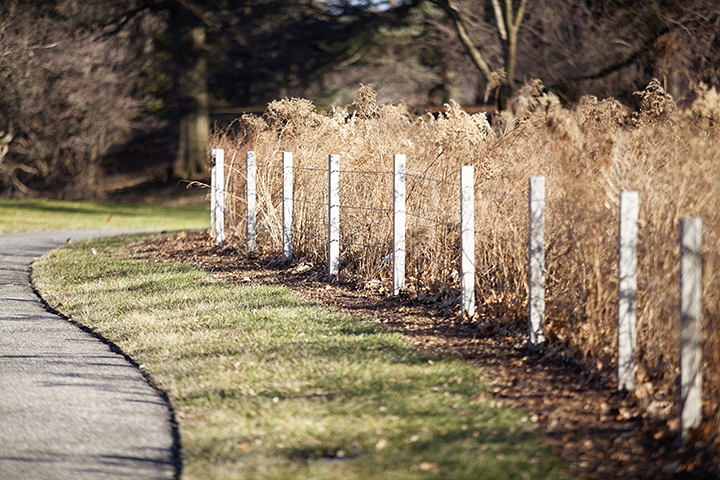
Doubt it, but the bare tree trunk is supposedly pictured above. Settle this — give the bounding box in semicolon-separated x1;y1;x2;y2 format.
434;0;527;111
494;0;527;110
171;2;209;180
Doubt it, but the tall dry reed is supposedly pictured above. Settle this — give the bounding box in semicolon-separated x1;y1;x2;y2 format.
210;81;720;449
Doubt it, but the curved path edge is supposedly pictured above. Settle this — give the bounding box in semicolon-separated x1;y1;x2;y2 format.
0;230;180;480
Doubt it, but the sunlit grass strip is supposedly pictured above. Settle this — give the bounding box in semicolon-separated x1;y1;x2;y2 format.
0;199;209;233
33;234;570;480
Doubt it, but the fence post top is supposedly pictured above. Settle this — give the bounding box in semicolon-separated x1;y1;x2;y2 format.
461;166;474;189
212;149;224;168
681;216;702;225
529;176;545;199
680;217;703;248
680;217;703;237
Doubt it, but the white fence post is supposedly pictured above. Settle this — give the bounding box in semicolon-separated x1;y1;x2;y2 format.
528;176;546;346
393;154;406;295
679;216;702;444
213;148;225;246
210;149;217;237
328;154;340;281
461;166;475;317
283;152;293;263
246;151;257;254
618;191;639;391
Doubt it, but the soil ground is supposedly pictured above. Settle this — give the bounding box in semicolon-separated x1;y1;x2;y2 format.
132;230;718;480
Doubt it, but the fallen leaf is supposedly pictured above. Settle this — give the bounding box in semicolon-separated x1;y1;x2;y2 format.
419;461;440;473
470;393;487;404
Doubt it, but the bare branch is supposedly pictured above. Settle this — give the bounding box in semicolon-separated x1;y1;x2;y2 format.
431;0;493;81
502;0;527;96
0;123;12;145
0;122;13;164
507;0;527;35
491;0;507;41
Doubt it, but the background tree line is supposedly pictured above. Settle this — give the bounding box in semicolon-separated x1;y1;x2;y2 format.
0;0;717;197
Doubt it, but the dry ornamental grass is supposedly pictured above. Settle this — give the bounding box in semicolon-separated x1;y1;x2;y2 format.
210;80;720;465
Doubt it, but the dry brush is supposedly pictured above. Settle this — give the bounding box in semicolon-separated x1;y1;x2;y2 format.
211;81;720;452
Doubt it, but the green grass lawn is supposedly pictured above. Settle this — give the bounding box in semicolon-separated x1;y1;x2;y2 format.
0;199;209;233
32;234;571;480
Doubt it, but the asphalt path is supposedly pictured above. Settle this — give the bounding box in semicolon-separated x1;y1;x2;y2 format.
0;230;178;479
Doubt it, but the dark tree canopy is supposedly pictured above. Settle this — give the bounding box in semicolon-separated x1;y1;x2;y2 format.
0;0;717;196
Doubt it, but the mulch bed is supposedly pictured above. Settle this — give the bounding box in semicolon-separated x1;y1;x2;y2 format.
132;230;718;479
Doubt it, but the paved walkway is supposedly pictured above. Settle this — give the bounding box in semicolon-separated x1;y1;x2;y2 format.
0;230;178;479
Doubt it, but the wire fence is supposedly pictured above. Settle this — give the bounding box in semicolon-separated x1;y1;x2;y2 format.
211;147;713;445
216;150;694;342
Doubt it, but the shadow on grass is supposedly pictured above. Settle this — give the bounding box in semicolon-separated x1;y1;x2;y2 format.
0;199;207;217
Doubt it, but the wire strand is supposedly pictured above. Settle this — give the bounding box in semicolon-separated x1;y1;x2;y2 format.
406;172;458;187
339;204;392;213
339;169;392;176
406;212;460;229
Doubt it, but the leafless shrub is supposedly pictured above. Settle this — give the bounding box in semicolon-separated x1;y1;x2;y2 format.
0;0;163;197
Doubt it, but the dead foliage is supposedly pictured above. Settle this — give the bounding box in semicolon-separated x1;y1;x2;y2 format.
210;81;720;470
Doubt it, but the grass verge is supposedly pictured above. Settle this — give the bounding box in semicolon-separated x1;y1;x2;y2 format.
0;199;209;233
32;234;570;480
